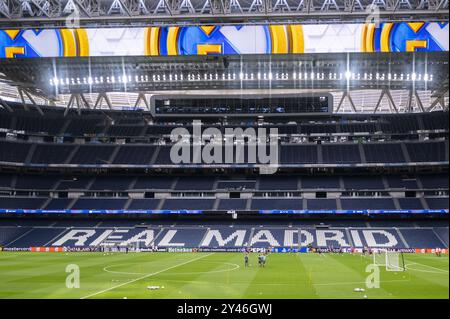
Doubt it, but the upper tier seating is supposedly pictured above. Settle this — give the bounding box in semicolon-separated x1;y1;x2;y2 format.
340;198;396;210
258;176;299;190
161;199;215;210
133;177;174;190
322;144;361;164
406;141;447;162
71;198;128;210
420;175;449;189
301;176;341;189
127;199;161;210
175;177;216;191
0;173;448;192
386;175;419;189
251;199;303;210
281;145;318;164
425;197;449;210
398;198;424;210
306;199;337;210
112;145;157;165
70;145;116;164
363;143;406;163
44;198;75;210
15;175;59;190
218;199;248;210
0;139;447;166
31;144;75;164
0;174;12;188
57;177;93;190
1;108;448;138
0;197;47;209
342;176;384;190
0;141;31;163
89;177;134;191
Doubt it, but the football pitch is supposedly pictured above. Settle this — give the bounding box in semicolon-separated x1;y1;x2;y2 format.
0;252;448;299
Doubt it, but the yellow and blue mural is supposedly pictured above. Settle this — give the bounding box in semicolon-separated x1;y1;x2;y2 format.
0;22;447;58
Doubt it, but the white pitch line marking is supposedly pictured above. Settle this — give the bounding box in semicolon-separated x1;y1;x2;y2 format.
405;262;449;274
313;278;411;286
80;253;214;299
103;261;239;276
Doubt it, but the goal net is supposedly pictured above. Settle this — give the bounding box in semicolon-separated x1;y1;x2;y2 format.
130;241;142;252
373;250;405;271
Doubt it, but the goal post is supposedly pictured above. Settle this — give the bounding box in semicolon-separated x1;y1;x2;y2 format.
385;250;405;272
373;249;405;271
373;249;386;266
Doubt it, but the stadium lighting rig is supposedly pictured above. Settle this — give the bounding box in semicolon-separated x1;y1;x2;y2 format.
1;51;446;96
49;71;434;87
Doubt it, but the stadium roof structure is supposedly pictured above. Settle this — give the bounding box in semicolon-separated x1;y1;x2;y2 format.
0;0;448;28
0;2;448;114
0;51;448;113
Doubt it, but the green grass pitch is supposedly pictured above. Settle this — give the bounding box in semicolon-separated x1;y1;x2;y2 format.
0;252;448;299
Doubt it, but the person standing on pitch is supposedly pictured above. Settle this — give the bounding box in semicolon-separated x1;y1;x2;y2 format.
244;253;249;267
258;254;266;267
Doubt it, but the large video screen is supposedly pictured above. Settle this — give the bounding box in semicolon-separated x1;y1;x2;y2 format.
152;94;332;115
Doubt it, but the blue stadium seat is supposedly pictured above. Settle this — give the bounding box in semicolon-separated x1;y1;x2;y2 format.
251;198;302;210
218;199;248;210
340;198;395;210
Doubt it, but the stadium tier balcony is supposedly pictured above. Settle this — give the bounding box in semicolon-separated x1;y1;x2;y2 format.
258;176;299;190
342;176;384;190
362;143;407;163
321;144;361;164
340;198;396;210
127;199;161;210
426;197;450;210
71;198;129;210
2;139;448;167
1;171;448;212
0;107;448;216
1;106;448;138
161;199;216;211
112;146;158;165
251;199;304;210
217;199;248;210
0;173;447;192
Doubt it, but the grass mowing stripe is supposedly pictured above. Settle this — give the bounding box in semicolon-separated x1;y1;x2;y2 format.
296;253;319;298
80;253;214;299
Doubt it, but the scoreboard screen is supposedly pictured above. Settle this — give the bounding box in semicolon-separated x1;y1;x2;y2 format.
151;94;332;117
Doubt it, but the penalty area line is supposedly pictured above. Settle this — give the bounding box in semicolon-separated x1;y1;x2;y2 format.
405;261;449;274
80;253;214;299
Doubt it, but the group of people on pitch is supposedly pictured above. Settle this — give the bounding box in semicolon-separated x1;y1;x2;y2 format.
244;251;268;267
